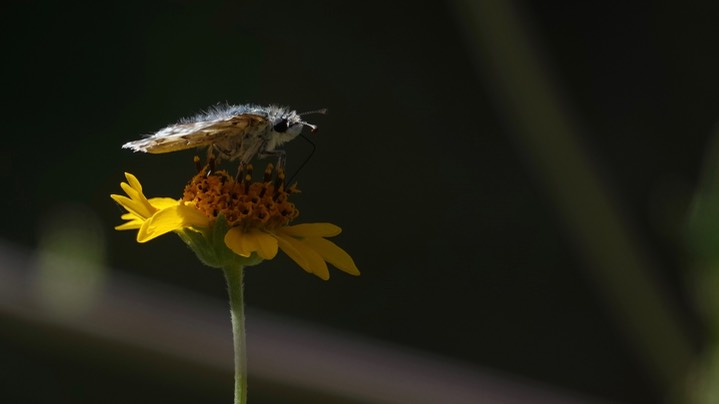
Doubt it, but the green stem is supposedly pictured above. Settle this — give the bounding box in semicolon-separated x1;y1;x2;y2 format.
223;265;247;404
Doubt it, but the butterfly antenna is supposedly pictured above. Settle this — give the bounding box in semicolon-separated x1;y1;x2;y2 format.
287;133;316;185
299;108;327;134
299;107;328;116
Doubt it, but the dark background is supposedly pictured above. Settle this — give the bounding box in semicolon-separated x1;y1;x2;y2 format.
1;1;718;403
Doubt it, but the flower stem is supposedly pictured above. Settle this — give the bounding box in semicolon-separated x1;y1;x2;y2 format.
223;265;247;404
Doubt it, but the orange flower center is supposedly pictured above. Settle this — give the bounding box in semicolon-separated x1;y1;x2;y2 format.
182;164;300;230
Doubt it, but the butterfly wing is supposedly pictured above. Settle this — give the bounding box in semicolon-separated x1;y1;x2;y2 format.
122;114;268;154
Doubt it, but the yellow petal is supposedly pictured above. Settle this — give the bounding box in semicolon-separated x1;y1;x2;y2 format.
120;212;138;221
120;181;142;201
300;237;360;276
148;197;181;209
225;228;278;259
110;194;149;219
137;203;210;243
115;214;145;230
254;231;279;259
114;209;148;231
115;222;141;231
225;228;252;257
111;184;158;219
282;223;342;238
277;233;329;280
124;172;143;192
112;174;177;221
121;182;156;216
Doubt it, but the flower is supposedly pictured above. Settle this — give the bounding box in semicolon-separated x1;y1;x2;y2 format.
111;166;359;280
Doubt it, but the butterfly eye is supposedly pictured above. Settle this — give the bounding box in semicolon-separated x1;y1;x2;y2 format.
273;119;289;133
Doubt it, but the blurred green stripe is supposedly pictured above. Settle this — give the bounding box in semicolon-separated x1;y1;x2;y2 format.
451;0;695;400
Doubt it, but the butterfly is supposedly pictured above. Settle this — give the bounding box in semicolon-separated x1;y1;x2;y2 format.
122;104;324;170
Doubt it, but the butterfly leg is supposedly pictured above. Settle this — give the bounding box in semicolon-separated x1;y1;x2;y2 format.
259;150;286;172
213;144;239;166
235;161;247;181
207;145;218;163
200;147;219;175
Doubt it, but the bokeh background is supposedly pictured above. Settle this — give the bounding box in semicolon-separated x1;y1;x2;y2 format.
1;1;719;403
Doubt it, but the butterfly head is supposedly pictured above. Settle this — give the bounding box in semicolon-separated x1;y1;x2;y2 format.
266;107;325;147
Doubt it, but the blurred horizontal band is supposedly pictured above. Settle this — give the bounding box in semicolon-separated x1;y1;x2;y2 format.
0;239;607;403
